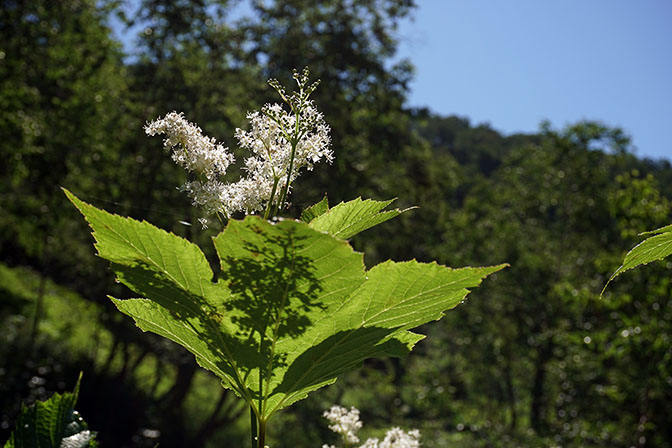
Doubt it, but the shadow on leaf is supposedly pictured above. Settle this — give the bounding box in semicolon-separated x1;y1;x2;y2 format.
272;327;413;401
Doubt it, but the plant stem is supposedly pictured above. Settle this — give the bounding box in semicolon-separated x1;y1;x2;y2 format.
264;177;280;220
215;212;226;230
257;419;267;448
278;139;297;208
250;406;257;448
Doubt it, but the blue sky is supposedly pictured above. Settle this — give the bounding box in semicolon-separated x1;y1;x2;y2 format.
111;1;671;161
395;0;672;161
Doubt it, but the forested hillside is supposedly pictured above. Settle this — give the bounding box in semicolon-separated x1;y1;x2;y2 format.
1;1;671;447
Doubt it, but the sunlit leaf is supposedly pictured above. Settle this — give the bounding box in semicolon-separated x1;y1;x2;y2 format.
308;197;411;239
602;224;672;295
65;189;504;420
300;195;329;223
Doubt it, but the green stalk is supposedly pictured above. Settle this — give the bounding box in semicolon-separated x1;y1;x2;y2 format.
250;406;257;448
215;212;226;230
278;139;298;209
278;97;304;208
263;177;280;220
259;374;264;425
270;193;281;219
257;419;267;448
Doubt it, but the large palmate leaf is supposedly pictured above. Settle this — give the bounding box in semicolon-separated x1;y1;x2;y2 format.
307;197;411;239
65;189;504;420
603;224;672;295
5;374;97;448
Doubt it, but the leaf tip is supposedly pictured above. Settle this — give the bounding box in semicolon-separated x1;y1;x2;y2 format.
73;371;84;403
62;186;79;205
600;267;623;298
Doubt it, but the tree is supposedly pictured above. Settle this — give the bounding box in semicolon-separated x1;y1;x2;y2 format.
0;0;134;315
241;0;418;206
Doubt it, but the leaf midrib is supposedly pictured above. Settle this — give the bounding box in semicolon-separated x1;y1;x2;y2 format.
262;229;297;417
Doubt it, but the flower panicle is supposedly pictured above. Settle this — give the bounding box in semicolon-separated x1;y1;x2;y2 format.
145;69;331;226
269;66;321;112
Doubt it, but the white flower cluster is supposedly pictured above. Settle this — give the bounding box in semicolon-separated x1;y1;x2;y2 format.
359;427;421;448
144;111;233;180
322;405;363;445
322;405;421;448
236;101;332;184
145;71;331;226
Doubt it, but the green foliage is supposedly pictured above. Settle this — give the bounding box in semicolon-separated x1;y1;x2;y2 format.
0;260;248;448
306;197;409;239
241;0;419;205
380;119;672;448
0;263;111;359
300;195;329;223
603;224;672;294
4;374;97;448
0;0;131;261
65;189;503;425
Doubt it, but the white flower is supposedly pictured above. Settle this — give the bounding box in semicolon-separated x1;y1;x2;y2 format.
323;405;363;445
220;177;275;215
322;405;421;448
180;180;227;216
359;439;379;448
179;177;274;218
145;111;234;179
357;428;421;448
235;100;331;184
197;217;209;229
378;427;421;448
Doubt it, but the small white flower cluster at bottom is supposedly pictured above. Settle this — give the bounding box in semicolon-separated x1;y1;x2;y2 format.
321;405;421;448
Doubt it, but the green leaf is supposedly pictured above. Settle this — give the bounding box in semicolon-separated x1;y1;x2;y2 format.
308;197;411;239
602;223;672;295
268;261;507;414
64;188;242;394
65;189;504;421
4;373;97;448
639;223;672;236
301;195;329;222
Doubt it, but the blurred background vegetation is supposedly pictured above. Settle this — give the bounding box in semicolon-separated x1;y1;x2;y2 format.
1;1;671;447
